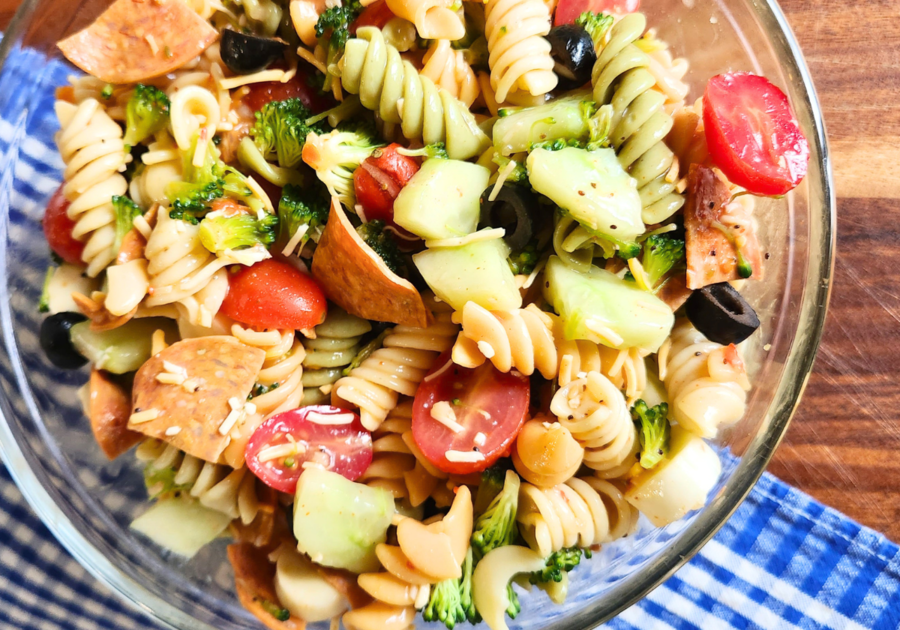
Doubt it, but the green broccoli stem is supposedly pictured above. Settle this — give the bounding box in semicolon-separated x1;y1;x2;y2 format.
630;399;671;469
471;470;520;561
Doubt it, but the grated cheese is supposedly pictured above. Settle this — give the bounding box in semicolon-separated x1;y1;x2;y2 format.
489;159;518;202
307;411;355;425
228;397;243;411
445;450;485;463
424;228;506;250
130;409;160;424
219;408;242;436
219;69;289;90
257;442;307;463
627;257;652;292
145;34;159;56
245;176;274;212
585;319;624;347
473;432;486;447
164;426;182;437
156;372;186;385
282;224;310;257
430;401;464;433
133;214;153;239
476;340;496;359
192;128;210;168
163;360;187;375
423;359;453;383
182;378;202;393
319;384;333;395
521;257;547;289
296;47;327;74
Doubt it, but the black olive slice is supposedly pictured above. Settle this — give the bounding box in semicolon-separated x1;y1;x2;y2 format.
546;25;597;92
40;312;88;370
480;187;539;251
220;30;288;75
686;283;760;345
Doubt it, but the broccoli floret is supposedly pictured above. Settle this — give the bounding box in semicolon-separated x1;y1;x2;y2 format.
250;381;280;399
641;234;686;289
506;583;521;619
258;598;291;622
630;399;670;469
198;211;279;253
38;266;53;313
124;84;170;147
168;180;225;224
397;143;449;160
144;464;191;500
356;220;404;276
460;547;478;623
112;195;142;252
529;548;591;585
575;11;614;47
315;0;363;52
302;129;383;207
252;98;322;169
278;184;331;254
424;577;466;629
508;241;539;275
473;464;510;516
472;469;520;561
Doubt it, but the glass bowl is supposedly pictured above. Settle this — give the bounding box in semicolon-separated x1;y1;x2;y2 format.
0;0;834;628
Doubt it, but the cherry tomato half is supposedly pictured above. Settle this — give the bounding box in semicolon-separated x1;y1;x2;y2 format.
43;185;84;265
703;72;809;196
353;144;420;224
244;65;334;114
246;405;373;494
554;0;640;26
221;259;327;331
351;0;396;33
412;351;530;475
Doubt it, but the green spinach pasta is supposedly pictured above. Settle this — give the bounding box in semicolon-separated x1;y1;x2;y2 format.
38;0;810;628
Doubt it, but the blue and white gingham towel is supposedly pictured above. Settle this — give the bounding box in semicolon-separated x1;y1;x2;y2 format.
0;45;898;630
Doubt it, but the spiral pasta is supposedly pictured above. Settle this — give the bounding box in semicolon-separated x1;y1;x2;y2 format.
484;0;557;103
385;0;465;40
421;39;480;108
301;308;371;406
231;325;306;418
551;372;639;479
512;418;584;488
130;132;183;209
339;27;490;160
55;98;128;277
451;302;558;379
660;319;750;438
333;310;458;432
517;476;638;557
592;13;684;225
136;438;261;525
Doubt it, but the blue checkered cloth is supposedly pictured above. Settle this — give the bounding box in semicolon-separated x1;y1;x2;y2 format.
0;45;898;630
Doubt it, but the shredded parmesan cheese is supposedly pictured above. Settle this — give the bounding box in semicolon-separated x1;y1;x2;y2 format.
585;319;625;347
489;159;518;202
245;176;274;212
319;384;333;395
257;442;307;463
476;340;496;359
182;378;202;393
132;214;153;239
163;361;187;375
282;223;310;257
156;372;186;385
423;359;453;383
219;408;243;436
473;432;486;447
430;401;464;433
296;47;327;74
164;426;182;437
445;450;485;463
219;69;289;90
627;257;652;292
424;228;506;249
129;409;159;424
307;411;355;425
145;34;159;56
522;257;547;289
228;397;243;411
192;128;210;168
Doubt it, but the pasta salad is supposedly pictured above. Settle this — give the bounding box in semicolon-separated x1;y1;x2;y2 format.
37;0;809;628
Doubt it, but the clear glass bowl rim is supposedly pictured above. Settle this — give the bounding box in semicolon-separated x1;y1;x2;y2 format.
0;0;836;627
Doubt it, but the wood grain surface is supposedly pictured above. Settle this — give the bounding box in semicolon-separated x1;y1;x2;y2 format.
1;0;899;540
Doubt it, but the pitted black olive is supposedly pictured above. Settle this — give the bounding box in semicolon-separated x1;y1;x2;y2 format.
40;312;88;370
480;186;539;251
686;283;760;345
546;25;597;91
221;30;288;75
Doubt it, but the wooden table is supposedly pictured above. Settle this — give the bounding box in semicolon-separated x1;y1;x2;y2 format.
1;0;898;540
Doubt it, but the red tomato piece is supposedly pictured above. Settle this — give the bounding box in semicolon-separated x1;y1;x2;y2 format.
703;72;809;196
554;0;640;26
351;0;396;33
245;406;373;494
243;65;334;114
43;184;84;265
221;259;327;331
353;144;420;225
412;352;530;475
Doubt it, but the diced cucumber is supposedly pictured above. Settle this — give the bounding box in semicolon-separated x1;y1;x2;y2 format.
625;426;721;527
130;497;232;557
492;95;591;156
44;263;99;315
527;147;644;243
413;238;522;312
293;468;394;573
70;317;179;374
544;256;673;352
393;159;490;240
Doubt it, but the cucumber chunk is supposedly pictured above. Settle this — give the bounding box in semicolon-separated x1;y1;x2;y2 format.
44;263;99;315
413;237;522;312
393;159;490;240
527;147;644;244
492;95;591;156
544;256;673;352
293;468;394;573
70;317;179;374
130;497;232;557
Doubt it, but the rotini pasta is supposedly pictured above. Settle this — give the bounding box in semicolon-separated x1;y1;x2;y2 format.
517;476;638;557
512;418;584;488
301;307;372;406
484;0;557;103
136;438;262;525
551;371;639;479
55;98;128;277
231;325;307;418
660;319;750;438
333;310;458;431
421;39;481;108
384;0;465;40
592;13;684;225
339;27;490;160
